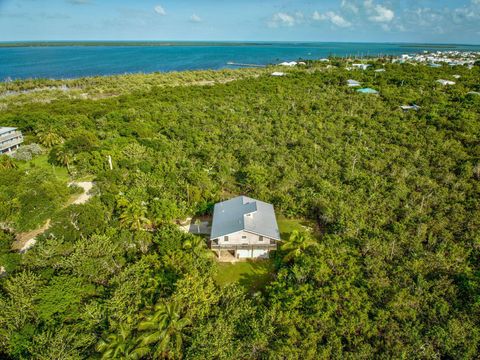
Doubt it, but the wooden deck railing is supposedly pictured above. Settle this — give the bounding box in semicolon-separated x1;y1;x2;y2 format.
210;243;277;250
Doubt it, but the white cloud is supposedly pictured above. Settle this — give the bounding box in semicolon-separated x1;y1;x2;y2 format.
364;0;394;22
268;12;300;28
341;0;359;14
313;11;352;27
67;0;91;4
154;5;166;16
189;14;202;23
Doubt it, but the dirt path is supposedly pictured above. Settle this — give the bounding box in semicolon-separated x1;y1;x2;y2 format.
70;181;94;205
11;181;94;253
11;219;51;252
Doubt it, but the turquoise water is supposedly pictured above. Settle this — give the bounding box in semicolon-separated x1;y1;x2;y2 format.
1;42;479;80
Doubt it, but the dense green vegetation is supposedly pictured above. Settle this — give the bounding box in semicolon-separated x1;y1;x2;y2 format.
0;60;479;359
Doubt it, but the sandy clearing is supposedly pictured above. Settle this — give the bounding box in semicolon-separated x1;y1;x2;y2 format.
71;181;94;205
12;181;94;253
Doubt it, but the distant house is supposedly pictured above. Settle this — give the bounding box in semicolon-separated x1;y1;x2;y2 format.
374;68;386;73
436;79;455;86
271;72;286;77
209;196;281;260
0;127;23;154
429;63;442;68
453;75;461;79
279;61;297;67
357;88;379;94
347;79;361;87
467;91;480;96
352;63;371;70
400;104;421;111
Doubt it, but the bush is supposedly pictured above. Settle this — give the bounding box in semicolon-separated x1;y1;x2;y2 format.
11;143;44;161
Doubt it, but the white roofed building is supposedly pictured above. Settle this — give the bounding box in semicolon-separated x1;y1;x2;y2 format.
209;196;281;260
352;63;371;70
347;79;361;87
436;79;456;86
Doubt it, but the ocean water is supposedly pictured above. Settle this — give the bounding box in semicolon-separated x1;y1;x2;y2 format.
1;42;479;80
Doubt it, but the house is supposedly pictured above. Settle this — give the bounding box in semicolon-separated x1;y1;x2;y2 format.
279;61;297;67
209;196;281;260
374;68;386;73
352;63;371;70
347;79;361;87
400;104;421;111
271;72;286;77
0;127;24;154
436;79;455;86
453;75;461;79
357;87;379;94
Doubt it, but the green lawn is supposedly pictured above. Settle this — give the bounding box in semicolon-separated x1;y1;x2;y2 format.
215;260;274;292
277;216;313;239
18;154;69;182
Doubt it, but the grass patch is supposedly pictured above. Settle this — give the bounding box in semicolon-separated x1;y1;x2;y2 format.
18;154;69;182
277;216;313;239
215;260;274;292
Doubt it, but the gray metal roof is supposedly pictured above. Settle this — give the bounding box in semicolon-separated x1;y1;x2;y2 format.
0;127;17;136
210;196;280;240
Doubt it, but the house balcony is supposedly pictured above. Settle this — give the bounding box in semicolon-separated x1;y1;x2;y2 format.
209;243;278;251
0;131;23;143
0;134;23;152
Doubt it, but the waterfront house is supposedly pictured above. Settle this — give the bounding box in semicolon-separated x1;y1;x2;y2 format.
271;72;286;76
400;104;421;111
436;79;455;86
279;61;297;67
209;196;281;260
357;87;379;94
352;63;371;70
347;79;361;87
0;127;23;154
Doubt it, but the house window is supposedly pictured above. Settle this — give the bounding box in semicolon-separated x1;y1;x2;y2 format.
242;235;247;239
259;236;263;242
224;236;229;242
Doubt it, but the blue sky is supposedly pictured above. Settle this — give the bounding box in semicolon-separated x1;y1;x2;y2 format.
1;0;479;43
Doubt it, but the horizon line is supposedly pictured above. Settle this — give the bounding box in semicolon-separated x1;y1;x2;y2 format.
1;40;480;46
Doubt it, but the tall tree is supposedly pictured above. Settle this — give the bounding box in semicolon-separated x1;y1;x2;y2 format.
117;198;151;231
281;230;317;263
97;324;145;360
136;302;191;359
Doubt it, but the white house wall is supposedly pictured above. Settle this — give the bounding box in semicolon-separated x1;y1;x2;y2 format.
216;230;272;245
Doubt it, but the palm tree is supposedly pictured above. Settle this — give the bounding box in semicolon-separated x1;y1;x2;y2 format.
37;131;63;148
136;302;190;359
118;201;151;231
194;219;201;234
182;236;208;256
97;324;145;359
55;148;73;173
0;155;17;170
281;230;317;263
